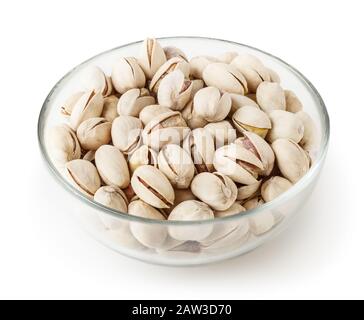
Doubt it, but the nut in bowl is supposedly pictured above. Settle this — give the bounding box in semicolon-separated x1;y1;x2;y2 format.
38;37;329;266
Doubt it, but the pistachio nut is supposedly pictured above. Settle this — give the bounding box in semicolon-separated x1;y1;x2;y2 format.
261;176;293;202
190;79;205;99
60;91;84;116
65;159;101;196
235;131;275;176
267;110;304;143
83;150;95;163
117;88;155;117
157;70;192;111
181;100;208;129
189;55;218;79
249;211;275;235
138;38;167;79
217;51;238;64
232;105;272;138
163;46;188;61
111;115;143;155
191;172;237;211
83;66;113;97
203;63;248;95
183;128;215;173
266;68;281;83
243;196;264;210
229;93;259;116
164;188;197;215
139;104;171;126
70;90;104;130
285;90;303;113
168;200;214;241
213;143;263;185
128;200;168;248
111;57;146;94
142;110;190;150
271;138;310;183
76;117;111;151
129;145;158;173
296;111;318;153
193;86;232;122
131;165;175;208
149;57;190;93
204;120;237;149
237;180;262;201
157;144;195;189
48;124;81;165
256;81;286;113
101;95;119;122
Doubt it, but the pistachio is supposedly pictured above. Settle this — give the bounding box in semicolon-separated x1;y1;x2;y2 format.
261;176;293;202
296;111;318;153
237;180;262;201
163;46;188;61
181;100;208;129
117;88;155;117
267;110;304;143
111;116;143;155
183;128;215;173
191;172;237;211
111;57;146;94
193;86;232;122
157;144;195;189
131;165;175;208
266;68;281;83
129;200;168;248
60;91;84;116
101;95;119;122
217;51;238;64
168;200;214;241
83;66;113;97
203;63;248;95
129;145;158;173
65;159;101;196
164;188;197;215
70;90;104;130
285;90;303;113
256;81;286;112
76;117;111;150
139;104;171;126
157;70;192;111
189;55;218;79
229;93;259;116
190;79;205;99
271;138;310;183
243;196;264;210
249;211;275;235
138;38;167;79
204;120;237;149
83;150;95;163
232;105;271;138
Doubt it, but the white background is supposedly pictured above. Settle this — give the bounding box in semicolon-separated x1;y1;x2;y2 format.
0;0;362;300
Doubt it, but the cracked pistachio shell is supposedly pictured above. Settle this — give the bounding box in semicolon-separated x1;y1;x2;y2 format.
70;90;104;130
111;116;143;155
157;70;192;111
164;189;197;215
235;131;275;176
65;159;101;196
129;200;168;248
139;104;171;126
243;196;264;210
49;125;81;165
76;117;111;151
117;88;155;117
271;138;310;183
213;143;263;185
204;120;237;149
102;95;119;122
191;172;238;211
232;105;272;138
83;66;113;97
60;91;84;116
256;81;286;113
111;57;146;94
190;79;205;98
168;200;214;241
267;110;304;143
95;145;130;189
285;90;303;113
229;93;259;116
249;211;275;235
149;57;190;93
189;55;218;79
129;145;158;173
267;68;281;83
138;38;167;79
218;51;238;64
142;111;190;150
157;144;195;189
163;46;188;61
131;165;175;209
193;86;232;122
181;100;208;129
237;180;262;201
296;111;319;153
203;63;248;95
183;128;215;173
261;176;293;202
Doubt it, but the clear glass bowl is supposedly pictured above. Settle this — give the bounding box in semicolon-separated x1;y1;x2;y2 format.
38;37;330;266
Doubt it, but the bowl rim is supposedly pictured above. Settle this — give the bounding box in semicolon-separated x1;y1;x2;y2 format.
38;36;330;226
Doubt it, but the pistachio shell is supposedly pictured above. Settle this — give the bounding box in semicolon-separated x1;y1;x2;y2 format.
129;145;158;173
256;81;286;112
266;68;281;83
60;91;84;116
181;100;208;129
139;104;171;126
285;90;303;113
131;165;175;209
83;150;95;163
204;120;237;149
138;38;167;79
163;46;188;61
243;196;264;210
163;188;197;215
229;93;259;116
83;66;113;97
249;211;275;235
261;176;293;202
76;117;111;150
117;88;155;117
111;57;146;94
267;110;304;143
191;172;237;211
101;95;119;122
237;180;262;201
189;56;218;79
296;111;319;153
190;79;205;99
217;51;238;64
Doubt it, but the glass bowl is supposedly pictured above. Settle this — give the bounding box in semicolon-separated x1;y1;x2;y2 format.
38;36;330;266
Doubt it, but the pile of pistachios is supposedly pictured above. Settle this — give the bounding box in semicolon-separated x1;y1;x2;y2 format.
48;38;318;248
